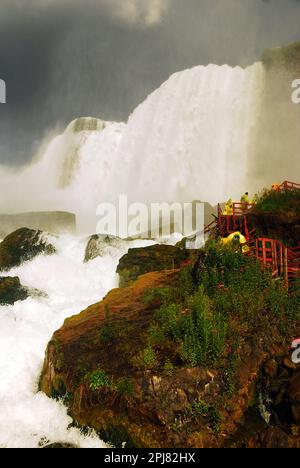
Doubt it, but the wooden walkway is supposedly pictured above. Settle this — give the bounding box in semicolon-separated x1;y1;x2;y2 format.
205;181;300;289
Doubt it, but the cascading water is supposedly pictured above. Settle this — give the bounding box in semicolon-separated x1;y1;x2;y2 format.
0;63;265;233
0;62;266;446
0;235;153;448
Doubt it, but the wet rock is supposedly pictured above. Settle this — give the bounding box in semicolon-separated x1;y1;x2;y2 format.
258;427;292;449
42;443;78;449
84;234;125;262
0;228;56;271
0;276;29;305
117;244;191;287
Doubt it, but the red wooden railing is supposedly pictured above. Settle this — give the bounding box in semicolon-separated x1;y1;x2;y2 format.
203;181;300;289
277;180;300;192
252;238;300;288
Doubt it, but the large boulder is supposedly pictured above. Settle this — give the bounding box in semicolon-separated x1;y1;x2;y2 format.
0;228;56;271
84;234;125;262
0;276;29;305
117;244;192;287
40;267;296;448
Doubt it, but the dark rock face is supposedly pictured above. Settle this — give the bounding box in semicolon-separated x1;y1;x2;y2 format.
288;372;300;425
0;228;56;271
42;443;78;449
0;276;29;305
84;234;125;262
0;212;76;239
117;244;192;287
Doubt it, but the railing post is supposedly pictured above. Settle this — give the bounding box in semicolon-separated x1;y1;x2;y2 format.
284;247;288;289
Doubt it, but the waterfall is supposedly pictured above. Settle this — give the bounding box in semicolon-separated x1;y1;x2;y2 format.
0;62;265;233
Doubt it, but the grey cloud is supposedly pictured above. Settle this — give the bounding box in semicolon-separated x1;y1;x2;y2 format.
0;0;300;166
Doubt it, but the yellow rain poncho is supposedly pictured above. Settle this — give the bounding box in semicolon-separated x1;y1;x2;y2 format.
223;198;233;215
221;231;249;254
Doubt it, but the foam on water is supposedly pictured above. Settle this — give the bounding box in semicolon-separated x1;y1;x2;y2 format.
0;234;153;448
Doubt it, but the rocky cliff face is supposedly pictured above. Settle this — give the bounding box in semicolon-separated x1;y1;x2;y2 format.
0;228;56;271
40;242;299;448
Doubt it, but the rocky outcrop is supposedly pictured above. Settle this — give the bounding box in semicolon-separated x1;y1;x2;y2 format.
0;228;56;271
116;244;193;287
84;234;125;262
40;264;299;448
243;356;300;448
0;211;76;239
0;277;29;305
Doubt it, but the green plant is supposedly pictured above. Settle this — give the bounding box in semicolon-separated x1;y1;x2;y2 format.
188;400;210;419
143;346;158;369
163;359;175;376
209;406;222;434
254;187;300;217
155;303;183;342
181;286;227;367
88;369;114;391
148;323;165;345
223;350;239;396
116;378;134;397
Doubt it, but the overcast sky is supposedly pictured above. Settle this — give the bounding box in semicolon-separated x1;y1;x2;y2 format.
0;0;300;166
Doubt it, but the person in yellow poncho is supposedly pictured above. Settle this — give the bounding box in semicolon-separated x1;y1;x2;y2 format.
223;198;233;215
240;192;250;212
221;231;249;254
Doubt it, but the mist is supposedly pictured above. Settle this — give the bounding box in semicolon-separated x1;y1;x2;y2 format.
1;0;300;166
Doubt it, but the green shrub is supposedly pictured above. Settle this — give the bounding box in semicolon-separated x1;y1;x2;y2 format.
163;359;175;376
143;346;158;369
254;188;300;216
188;400;210;419
116;378;134;397
147;324;165;345
154;303;183;342
88;369;114;391
181;286;227;367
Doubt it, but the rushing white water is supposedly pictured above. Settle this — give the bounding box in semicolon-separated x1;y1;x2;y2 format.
0;235;153;448
0;63;265;233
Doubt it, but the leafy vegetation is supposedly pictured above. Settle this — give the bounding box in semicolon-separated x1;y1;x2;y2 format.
137;240;299;374
88;369;114;391
253;188;300;217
